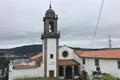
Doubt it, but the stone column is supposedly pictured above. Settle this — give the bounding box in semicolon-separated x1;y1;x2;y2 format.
63;66;66;79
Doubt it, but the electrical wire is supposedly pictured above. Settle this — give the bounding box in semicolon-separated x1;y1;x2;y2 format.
91;0;105;48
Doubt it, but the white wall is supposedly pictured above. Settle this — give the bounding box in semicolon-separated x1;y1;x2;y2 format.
47;39;57;77
82;58;120;78
59;46;83;76
58;46;82;65
59;46;74;60
100;59;120;77
9;63;44;80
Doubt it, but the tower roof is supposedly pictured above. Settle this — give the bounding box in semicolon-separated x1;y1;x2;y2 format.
45;4;55;18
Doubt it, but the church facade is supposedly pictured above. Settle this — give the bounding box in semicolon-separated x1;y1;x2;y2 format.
9;5;81;80
41;4;60;78
8;5;120;80
41;5;80;79
40;5;120;79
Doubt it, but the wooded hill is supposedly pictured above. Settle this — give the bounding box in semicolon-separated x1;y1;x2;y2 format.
0;44;42;56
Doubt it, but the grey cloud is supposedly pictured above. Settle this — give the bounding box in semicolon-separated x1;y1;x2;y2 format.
0;0;120;48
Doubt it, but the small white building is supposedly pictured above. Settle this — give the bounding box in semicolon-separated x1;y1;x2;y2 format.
9;53;43;80
75;48;120;79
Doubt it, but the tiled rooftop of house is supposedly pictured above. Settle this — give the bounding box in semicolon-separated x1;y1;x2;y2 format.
75;49;120;59
30;52;43;61
13;65;38;69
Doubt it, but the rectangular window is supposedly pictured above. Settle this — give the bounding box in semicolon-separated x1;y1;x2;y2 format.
82;58;86;65
118;60;120;69
50;54;53;59
95;59;99;66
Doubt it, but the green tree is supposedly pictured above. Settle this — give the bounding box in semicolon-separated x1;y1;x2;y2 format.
35;60;42;66
0;54;9;66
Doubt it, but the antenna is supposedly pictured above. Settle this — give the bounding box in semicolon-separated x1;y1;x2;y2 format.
108;35;112;48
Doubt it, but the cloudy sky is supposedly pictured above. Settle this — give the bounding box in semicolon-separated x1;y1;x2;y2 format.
0;0;120;49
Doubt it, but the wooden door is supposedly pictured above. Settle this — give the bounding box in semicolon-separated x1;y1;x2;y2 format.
49;70;54;77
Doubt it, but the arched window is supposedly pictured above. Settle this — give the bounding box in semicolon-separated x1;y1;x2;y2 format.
74;65;79;76
59;66;64;76
49;21;54;32
66;66;72;79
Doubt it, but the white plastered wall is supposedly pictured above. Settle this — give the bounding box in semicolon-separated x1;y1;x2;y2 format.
9;63;44;80
47;39;57;77
82;58;120;79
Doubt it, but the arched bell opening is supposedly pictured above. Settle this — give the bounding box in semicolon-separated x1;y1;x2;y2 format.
49;21;54;32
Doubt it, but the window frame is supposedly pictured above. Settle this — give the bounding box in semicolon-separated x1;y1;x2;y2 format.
118;60;120;69
50;54;54;59
82;58;86;65
62;51;69;58
95;59;99;66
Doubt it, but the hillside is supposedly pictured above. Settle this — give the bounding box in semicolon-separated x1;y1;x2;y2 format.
0;44;42;56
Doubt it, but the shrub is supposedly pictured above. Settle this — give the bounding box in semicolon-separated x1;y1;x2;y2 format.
102;73;120;80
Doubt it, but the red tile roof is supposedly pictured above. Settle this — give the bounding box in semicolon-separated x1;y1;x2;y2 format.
13;65;38;69
30;52;43;61
75;49;120;59
59;59;80;65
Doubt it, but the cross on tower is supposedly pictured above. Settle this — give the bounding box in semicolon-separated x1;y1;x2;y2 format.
49;0;52;8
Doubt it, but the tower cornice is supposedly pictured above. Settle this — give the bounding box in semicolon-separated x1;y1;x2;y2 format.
41;32;60;39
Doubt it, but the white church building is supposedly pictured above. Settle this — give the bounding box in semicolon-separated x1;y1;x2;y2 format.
9;5;120;80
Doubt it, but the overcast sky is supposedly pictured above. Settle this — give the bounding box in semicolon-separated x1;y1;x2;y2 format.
0;0;120;49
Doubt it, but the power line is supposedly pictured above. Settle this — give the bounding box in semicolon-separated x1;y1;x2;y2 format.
91;0;105;48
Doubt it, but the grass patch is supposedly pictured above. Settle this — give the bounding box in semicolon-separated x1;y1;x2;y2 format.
43;77;59;80
15;77;59;80
15;77;41;80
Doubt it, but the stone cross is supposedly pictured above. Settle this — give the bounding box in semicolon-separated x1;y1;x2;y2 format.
94;66;102;80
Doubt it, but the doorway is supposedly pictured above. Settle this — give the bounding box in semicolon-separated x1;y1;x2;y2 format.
82;70;88;80
59;66;64;76
65;66;72;79
49;70;54;77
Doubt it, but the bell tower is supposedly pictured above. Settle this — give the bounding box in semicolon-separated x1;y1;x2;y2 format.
41;5;60;78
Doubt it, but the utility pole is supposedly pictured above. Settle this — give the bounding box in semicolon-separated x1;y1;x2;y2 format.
108;35;112;49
